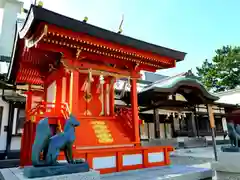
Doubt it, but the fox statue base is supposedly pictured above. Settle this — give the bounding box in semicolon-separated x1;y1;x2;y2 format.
23;160;90;179
221;146;240;152
24;115;91;179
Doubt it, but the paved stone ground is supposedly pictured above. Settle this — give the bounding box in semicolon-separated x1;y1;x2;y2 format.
2;146;240;180
101;165;212;180
171;156;212;166
170;146;240;180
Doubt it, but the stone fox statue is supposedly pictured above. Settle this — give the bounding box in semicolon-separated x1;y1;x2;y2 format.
31;114;80;166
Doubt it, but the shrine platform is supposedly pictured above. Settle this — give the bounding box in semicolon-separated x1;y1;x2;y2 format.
59;146;174;174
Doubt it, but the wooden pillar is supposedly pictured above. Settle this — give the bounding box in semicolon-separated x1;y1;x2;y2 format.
153;108;160;138
109;77;115;116
55;78;63;113
147;123;150;139
65;73;70;105
164;121;167;139
104;82;108;116
20;85;33;167
194;107;199;137
207;104;218;161
131;78;140;144
69;70;79;115
43;84;47;102
191;112;197;137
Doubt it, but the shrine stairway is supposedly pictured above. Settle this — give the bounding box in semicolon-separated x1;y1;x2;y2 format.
74;114;135;149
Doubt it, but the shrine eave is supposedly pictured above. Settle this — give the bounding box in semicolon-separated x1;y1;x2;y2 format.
120;77;219;106
140;77;219;102
20;5;186;62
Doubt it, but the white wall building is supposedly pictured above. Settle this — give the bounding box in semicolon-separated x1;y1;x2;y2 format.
214;88;240;105
0;89;25;160
0;0;23;58
0;0;23;75
0;0;25;161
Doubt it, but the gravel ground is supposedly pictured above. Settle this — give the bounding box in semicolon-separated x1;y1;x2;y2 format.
170;155;240;180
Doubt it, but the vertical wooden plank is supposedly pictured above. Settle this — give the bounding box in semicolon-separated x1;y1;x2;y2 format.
61;77;67;103
104;80;108;116
86;153;93;169
131;78;140;144
207;104;218;161
116;152;123;172
20;85;33;167
69;71;79;115
207;104;215;128
142;149;148;168
164;147;170;165
154;108;160;138
109;77;115;116
55;77;63;113
65;73;70;105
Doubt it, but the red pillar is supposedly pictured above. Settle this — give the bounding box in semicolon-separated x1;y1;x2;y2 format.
55;78;63;114
70;70;79;115
104;79;108;116
20;87;33;167
131;78;140;144
66;73;70;105
109;77;115;116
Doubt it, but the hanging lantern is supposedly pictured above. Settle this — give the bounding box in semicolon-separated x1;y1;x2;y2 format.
183;112;186;118
166;112;170;119
178;113;181;119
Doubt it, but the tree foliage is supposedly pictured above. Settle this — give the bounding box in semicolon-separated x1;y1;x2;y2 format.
196;46;240;92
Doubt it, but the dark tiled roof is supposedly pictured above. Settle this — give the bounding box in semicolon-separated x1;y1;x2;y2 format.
3;95;25;102
144;72;168;82
20;5;186;61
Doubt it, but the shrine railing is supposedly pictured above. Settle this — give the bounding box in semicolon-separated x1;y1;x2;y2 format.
116;107;135;141
116;107;133;128
20;102;70;167
27;101;70;121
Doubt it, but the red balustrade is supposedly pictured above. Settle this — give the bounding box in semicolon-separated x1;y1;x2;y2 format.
20;101;71;167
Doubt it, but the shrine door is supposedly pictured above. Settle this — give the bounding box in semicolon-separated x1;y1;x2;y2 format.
78;74;108;117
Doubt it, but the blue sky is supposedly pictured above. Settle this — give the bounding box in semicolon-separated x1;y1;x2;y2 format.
20;0;240;76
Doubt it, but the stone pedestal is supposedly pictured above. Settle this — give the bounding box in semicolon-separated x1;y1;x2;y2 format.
0;168;100;180
24;162;89;178
211;151;240;173
221;145;240;152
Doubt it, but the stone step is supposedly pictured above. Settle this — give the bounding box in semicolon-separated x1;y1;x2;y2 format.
0;159;20;169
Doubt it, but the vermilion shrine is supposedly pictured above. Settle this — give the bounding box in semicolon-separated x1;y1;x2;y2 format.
7;5;186;173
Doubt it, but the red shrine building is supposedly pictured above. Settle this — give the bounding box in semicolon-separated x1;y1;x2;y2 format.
7;5;186;173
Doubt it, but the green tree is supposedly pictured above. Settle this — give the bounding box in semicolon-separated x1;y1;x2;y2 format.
196;46;240;92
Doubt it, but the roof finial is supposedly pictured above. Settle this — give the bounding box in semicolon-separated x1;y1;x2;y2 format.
83;17;88;23
118;14;124;34
38;1;43;7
